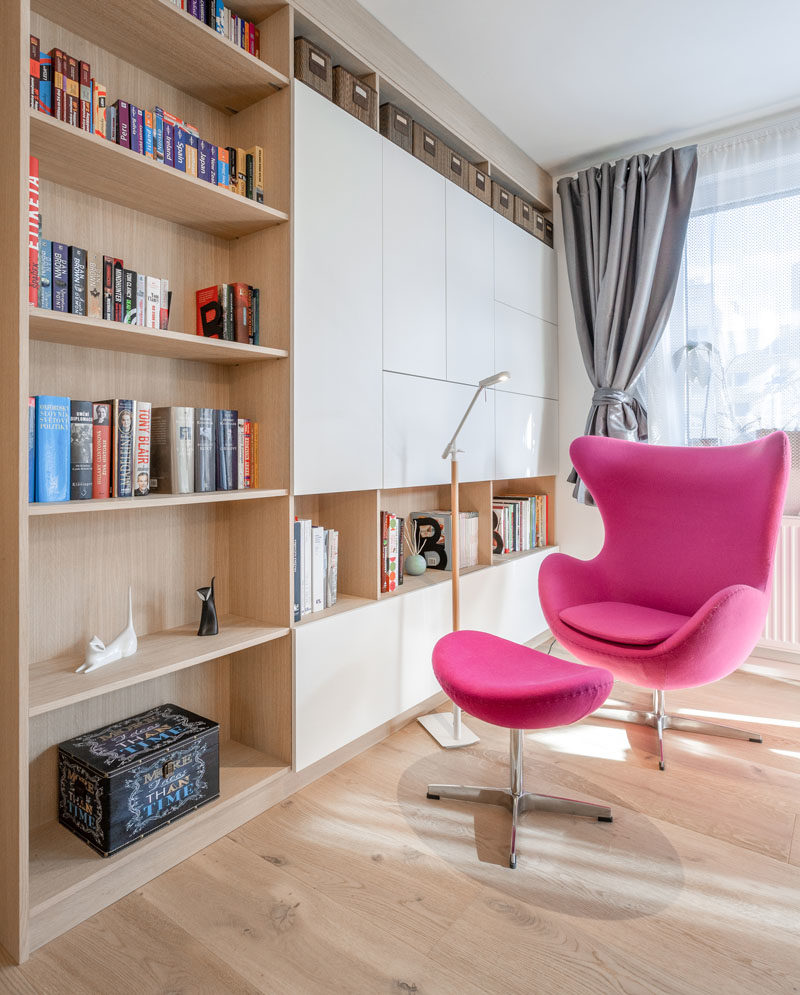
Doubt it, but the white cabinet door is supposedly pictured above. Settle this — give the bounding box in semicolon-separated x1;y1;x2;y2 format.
495;391;558;479
382;140;447;379
383;372;495;488
494;213;557;324
293;83;382;495
445;183;494;385
494;302;558;400
295;590;448;770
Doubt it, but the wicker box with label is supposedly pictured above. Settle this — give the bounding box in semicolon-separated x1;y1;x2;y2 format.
333;66;377;128
514;195;537;234
380;103;413;152
468;163;491;205
58;703;220;857
412;122;447;176
492;181;514;220
544;218;554;246
294;37;333;100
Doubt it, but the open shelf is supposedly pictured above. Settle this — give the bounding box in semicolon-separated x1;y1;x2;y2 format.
29;488;287;516
31;0;288;114
29;615;290;717
28;739;288;951
378;561;488;600
30;112;288;239
492;544;558;566
29;309;288;365
293;592;374;626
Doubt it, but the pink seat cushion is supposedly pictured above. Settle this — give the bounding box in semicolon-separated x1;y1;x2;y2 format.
432;630;613;730
559;601;690;646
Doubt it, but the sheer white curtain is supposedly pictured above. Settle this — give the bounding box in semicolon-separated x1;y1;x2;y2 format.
643;117;800;511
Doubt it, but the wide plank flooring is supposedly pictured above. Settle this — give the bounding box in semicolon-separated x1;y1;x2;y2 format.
2;647;800;993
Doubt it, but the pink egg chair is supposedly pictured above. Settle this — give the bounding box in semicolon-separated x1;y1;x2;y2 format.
539;432;789;769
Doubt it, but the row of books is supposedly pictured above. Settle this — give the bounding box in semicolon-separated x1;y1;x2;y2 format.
492;495;549;554
410;511;480;573
380;512;405;593
293;520;339;619
29;38;264;201
29;398;259;504
167;0;262;57
196;284;260;344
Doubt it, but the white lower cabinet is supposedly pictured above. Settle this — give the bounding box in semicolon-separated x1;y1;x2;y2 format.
294;548;557;770
383;372;495;488
495;391;558;478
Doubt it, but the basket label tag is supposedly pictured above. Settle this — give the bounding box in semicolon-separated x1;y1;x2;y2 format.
309;50;327;79
353;83;369;109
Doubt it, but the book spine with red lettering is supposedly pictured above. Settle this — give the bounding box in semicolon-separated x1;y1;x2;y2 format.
79;60;91;131
102;255;114;320
49;49;65;121
92;401;111;499
29;36;40;110
28;157;39;306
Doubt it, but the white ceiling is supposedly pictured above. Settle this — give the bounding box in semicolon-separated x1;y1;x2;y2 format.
356;0;800;175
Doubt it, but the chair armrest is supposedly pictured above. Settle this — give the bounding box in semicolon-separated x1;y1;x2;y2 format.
538;553;612;630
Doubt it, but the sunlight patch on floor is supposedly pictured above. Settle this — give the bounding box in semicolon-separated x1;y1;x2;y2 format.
527;723;632;762
674;708;800;729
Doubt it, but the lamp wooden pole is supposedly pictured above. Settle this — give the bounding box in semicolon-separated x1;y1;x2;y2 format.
450;454;462;740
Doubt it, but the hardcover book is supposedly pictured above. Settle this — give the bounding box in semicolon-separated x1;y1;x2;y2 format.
300;518;312;616
311;526;325;612
237;418;245;489
133;401;151;496
136;274;146;327
66;56;79;127
38;237;52;310
214;408;238;491
196;286;222;338
28;397;35;503
113;258;124;322
293;519;302;621
78;60;91;131
92;401;111;499
102;255;114;320
232;282;249;344
146;276;161;329
49;48;65;122
69;246;87;316
326;530;338;608
242;419;251;487
28;157;39;306
159;279;169;330
69;400;93;500
113;399;135;498
52;242;69;312
245;153;254;200
252;287;260;346
35;395;70;503
247;145;264;204
236;146;246;196
150;406;194;494
123;269;137;324
87;252;102;318
194;408;215;492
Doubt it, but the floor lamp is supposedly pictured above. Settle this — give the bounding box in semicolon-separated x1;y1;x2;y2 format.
418;370;511;748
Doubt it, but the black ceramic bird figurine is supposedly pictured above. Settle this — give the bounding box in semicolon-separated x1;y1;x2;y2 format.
196;576;219;636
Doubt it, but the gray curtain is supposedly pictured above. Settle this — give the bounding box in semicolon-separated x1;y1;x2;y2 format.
557;145;698;503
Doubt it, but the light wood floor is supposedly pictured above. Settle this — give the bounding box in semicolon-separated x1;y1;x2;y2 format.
2;648;800;994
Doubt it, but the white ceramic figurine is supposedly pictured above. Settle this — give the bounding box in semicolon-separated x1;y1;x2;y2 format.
76;586;138;674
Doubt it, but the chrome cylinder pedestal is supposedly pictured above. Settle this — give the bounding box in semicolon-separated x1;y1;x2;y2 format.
427;728;612;869
593;689;762;770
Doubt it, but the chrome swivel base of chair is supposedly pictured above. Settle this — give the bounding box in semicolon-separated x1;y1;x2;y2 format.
426;728;612;869
594;689;763;770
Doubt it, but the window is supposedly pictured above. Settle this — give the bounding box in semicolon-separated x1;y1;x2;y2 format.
643;119;800;511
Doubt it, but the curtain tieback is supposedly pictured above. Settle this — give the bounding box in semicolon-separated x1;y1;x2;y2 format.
592;388;635;406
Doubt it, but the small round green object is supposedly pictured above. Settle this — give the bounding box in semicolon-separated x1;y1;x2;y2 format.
404;554;427;576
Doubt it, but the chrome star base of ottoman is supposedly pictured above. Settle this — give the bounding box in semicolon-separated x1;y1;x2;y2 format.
427;728;612;868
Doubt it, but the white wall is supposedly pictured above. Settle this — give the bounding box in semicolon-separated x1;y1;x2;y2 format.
553;190;605;561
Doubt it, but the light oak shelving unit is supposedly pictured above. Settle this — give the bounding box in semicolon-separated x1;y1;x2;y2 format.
2;0;556;963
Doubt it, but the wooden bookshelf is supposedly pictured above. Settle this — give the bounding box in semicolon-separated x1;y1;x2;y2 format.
30;112;288;239
31;0;289;114
28;487;288;516
29;615;290;716
29;309;288;364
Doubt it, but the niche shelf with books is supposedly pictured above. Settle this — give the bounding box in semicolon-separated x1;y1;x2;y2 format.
28;486;288;516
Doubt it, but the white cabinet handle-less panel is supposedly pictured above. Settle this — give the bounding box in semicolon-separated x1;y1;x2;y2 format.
494;213;557;325
293;83;382;495
383;371;495;488
494;301;558;400
382;140;447;380
445;182;494;386
495;390;558;479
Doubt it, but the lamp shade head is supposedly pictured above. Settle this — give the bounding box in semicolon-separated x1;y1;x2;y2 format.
479;370;511;388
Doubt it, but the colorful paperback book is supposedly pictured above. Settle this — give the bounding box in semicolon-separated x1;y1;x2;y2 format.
237;418;245;489
70;400;93;500
133;401;151;495
194;408;215;492
92;401;111;499
28;397;35;502
38;237;52;309
114;99;130;148
79;60;91;131
123;269;137;324
69;246;87;316
29;36;39;111
52;242;69;313
38;54;52;117
102;255;114;320
164;121;175;168
28;157;39;306
159;279;169;330
92;80;106;138
113;258;124;322
214;409;238;490
154;107;164;162
217;147;230;188
35;395;70;503
136;274;146;327
196;286;222;337
144;110;154;159
87;251;101;318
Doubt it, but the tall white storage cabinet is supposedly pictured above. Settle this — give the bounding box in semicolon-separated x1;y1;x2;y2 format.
382;140;447;380
293;83;383;495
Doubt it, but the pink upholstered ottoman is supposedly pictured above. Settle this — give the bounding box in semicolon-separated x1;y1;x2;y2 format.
427;631;614;868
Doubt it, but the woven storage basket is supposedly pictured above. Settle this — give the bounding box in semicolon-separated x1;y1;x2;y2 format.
412;122;447;176
443;147;468;189
544;218;554;246
294;37;333;99
467;163;491;205
380;103;413;152
514;195;536;234
532;210;547;241
492;181;514;220
333;66;377;128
